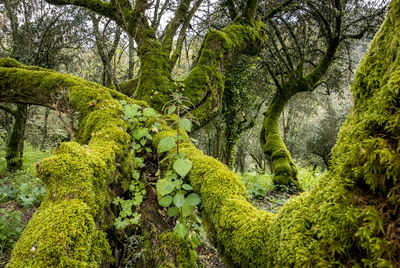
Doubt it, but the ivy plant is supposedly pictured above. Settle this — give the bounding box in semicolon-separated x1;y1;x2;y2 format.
113;101;161;230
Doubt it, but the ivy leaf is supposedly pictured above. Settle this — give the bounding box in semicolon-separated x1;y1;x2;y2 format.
168;206;179;217
173;193;185;208
159;136;176;153
159;195;173;207
173;158;192;177
156;179;175;196
179;118;192;132
182;184;193;190
174;223;188;239
186;193;201;206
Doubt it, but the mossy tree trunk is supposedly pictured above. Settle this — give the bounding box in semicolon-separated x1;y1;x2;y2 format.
0;103;27;172
0;0;264;264
153;3;400;265
260;0;343;189
260;89;301;190
2;0;400;266
6;104;27;171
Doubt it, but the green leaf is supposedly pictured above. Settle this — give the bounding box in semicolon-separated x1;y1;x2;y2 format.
165;170;178;180
186;193;201;206
156;179;176;196
181;201;195;217
173;193;185;208
143;107;157;117
173;158;192;177
159;136;176;153
132;170;140;180
114;217;130;230
159;195;173;207
167;105;176;115
168;206;179;217
133;127;149;140
182;184;193;190
190;234;201;247
124;104;141;119
179;118;192;132
174;223;188;239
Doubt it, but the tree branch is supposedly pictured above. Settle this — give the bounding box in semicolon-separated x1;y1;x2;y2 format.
0;103;17;116
45;0;117;21
263;0;295;21
224;0;238;21
161;0;193;55
170;0;203;67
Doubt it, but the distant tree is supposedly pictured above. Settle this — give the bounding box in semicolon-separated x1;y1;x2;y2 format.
0;0;88;170
257;0;388;190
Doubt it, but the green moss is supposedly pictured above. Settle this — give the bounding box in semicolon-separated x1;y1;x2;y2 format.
2;61;131;266
260;91;302;190
118;77;139;97
181;22;266;127
7;199;110;268
134;41;174;111
152;3;400;265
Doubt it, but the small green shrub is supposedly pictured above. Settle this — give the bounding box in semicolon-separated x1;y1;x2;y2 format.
298;166;324;191
0;171;46;208
0;209;23;253
239;173;274;199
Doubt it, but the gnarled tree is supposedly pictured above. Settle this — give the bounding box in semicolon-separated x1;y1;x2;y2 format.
259;0;388;189
1;0;400;266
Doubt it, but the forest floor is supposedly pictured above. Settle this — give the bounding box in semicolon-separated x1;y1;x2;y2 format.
0;199;37;266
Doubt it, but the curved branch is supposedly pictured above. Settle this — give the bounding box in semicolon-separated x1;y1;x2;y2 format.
161;0;193;54
0;103;17;116
262;0;295;21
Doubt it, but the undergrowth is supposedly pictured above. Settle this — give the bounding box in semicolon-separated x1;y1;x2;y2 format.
0;140;50;265
240;167;324;213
